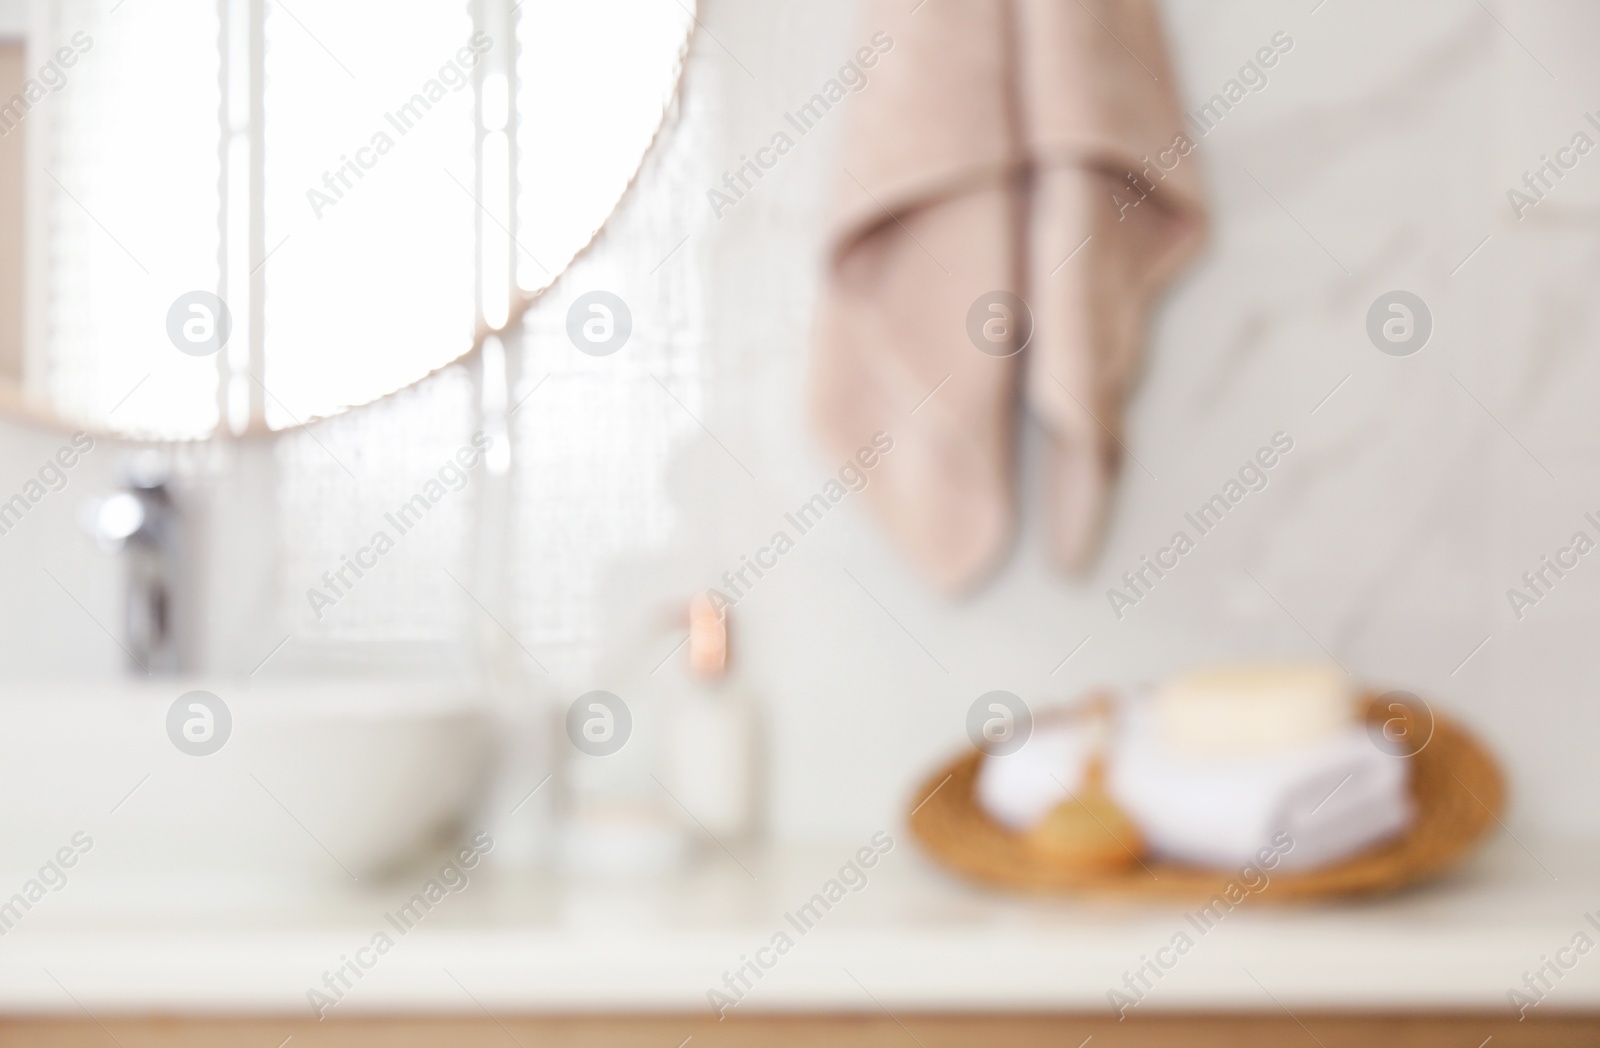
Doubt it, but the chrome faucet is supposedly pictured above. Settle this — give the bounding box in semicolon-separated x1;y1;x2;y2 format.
83;454;184;674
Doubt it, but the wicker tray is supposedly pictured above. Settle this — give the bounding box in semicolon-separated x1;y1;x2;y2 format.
907;697;1505;902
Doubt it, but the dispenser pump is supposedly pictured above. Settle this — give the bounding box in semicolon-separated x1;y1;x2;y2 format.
687;593;728;679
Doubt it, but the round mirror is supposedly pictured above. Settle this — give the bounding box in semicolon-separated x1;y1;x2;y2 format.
0;0;694;439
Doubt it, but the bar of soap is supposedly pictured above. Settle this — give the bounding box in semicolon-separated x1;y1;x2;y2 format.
1153;664;1354;755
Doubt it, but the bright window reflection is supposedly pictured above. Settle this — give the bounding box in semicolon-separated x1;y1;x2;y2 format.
45;0;220;439
41;0;693;437
261;1;477;428
516;0;692;291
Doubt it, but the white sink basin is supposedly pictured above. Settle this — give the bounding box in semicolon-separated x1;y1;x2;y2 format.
0;678;495;890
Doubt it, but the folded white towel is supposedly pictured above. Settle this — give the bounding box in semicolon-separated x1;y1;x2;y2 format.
1106;696;1413;870
974;717;1097;832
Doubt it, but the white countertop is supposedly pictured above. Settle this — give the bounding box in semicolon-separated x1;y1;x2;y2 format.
1;833;1597;1020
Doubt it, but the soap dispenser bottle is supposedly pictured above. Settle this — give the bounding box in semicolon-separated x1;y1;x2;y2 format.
663;594;761;845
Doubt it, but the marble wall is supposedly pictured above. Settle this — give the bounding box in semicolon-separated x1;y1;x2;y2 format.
656;0;1600;845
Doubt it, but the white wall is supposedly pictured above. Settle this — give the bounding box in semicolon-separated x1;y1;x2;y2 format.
0;0;1596;852
0;0;26;39
0;416;121;677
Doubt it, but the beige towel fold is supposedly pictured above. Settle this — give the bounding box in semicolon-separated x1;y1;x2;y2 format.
812;0;1206;593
